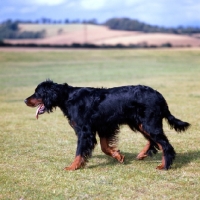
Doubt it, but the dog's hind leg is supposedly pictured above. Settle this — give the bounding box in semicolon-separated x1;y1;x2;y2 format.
152;134;176;170
100;137;125;163
144;127;176;170
155;143;165;170
136;124;159;160
136;140;150;160
137;124;175;170
136;124;151;160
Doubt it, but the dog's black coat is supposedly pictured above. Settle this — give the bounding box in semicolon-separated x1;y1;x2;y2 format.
25;80;190;170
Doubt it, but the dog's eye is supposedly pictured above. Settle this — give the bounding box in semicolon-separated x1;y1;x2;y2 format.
35;93;40;98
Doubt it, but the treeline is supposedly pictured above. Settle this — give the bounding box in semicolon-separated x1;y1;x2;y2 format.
0;20;45;39
0;18;98;39
1;17;200;40
105;18;200;34
0;40;173;49
2;18;98;25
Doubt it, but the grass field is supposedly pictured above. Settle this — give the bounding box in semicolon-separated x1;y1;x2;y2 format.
0;48;200;199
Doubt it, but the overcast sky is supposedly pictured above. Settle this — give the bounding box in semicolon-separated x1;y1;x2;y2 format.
1;0;200;27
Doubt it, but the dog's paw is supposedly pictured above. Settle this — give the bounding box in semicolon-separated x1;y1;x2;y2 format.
63;165;79;171
156;164;165;170
119;154;125;163
63;156;86;171
136;153;148;160
112;151;125;163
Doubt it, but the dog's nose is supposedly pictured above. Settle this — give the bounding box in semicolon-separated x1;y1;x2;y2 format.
24;99;27;104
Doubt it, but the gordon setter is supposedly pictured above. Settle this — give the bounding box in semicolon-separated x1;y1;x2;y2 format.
24;80;190;170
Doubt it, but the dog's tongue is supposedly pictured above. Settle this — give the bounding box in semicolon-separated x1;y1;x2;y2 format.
36;104;44;119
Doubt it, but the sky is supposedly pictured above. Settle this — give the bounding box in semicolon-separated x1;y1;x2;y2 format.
1;0;200;27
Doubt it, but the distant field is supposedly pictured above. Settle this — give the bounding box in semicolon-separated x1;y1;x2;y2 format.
4;24;200;47
0;48;200;199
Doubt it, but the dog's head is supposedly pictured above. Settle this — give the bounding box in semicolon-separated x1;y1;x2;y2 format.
24;80;60;119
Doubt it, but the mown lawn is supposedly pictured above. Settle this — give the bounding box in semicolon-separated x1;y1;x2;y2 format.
0;48;200;200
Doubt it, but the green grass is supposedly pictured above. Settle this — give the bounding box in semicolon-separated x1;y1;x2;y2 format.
0;48;200;199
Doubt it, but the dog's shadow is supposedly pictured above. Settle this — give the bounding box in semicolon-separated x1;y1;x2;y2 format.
89;150;200;169
89;152;137;169
173;151;200;169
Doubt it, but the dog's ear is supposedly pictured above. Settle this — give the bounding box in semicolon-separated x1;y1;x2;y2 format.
42;81;60;112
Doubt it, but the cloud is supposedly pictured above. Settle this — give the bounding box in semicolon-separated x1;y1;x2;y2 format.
79;0;127;11
0;0;199;26
124;0;146;6
20;7;38;14
80;0;106;10
28;0;67;6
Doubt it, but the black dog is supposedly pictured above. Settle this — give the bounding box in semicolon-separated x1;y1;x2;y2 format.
24;80;190;170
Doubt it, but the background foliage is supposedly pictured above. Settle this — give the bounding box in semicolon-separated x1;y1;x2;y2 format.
1;17;200;40
0;20;45;40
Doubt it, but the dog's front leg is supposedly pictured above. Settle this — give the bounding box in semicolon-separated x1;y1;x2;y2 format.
64;125;97;171
64;155;85;171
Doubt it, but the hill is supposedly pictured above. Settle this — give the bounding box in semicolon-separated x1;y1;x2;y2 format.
4;24;200;47
105;18;200;34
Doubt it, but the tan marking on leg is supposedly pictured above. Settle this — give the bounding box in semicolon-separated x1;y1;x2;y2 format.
64;155;85;171
156;143;165;170
137;141;150;160
137;124;151;160
138;124;165;169
100;137;124;163
138;124;151;137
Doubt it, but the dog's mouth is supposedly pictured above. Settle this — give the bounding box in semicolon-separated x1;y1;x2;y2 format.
36;104;45;119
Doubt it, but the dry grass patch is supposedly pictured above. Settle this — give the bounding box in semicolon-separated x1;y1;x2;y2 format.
4;24;200;47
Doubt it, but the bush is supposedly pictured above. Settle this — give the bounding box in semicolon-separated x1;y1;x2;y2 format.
105;18;200;34
0;20;45;39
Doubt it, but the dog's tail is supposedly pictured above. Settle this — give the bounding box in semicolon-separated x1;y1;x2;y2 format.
164;104;190;132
